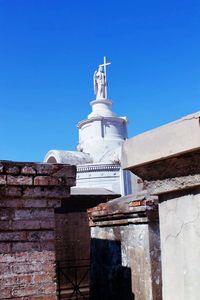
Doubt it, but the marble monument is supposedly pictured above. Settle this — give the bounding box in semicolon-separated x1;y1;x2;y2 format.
44;57;139;195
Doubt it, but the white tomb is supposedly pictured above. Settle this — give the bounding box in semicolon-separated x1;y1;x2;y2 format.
44;57;139;195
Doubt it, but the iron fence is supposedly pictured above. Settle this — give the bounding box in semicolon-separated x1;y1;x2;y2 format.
56;259;90;300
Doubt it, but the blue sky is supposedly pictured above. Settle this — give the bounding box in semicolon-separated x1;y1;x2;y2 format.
0;0;200;162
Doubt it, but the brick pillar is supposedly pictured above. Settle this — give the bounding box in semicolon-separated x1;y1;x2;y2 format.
0;161;76;300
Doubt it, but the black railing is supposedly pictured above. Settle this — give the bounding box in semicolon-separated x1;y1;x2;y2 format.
56;259;90;300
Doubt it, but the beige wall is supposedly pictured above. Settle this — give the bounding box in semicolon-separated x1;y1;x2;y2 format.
159;192;200;300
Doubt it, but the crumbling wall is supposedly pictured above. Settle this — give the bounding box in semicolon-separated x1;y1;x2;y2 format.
0;161;76;300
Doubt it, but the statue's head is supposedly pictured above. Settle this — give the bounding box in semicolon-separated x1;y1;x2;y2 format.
99;66;103;72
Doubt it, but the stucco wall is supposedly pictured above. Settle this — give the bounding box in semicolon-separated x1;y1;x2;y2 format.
159;191;200;300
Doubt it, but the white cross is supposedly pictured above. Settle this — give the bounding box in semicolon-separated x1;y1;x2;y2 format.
99;56;111;99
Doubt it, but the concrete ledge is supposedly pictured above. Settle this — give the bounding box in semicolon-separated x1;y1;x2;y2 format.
122;112;200;171
145;174;200;195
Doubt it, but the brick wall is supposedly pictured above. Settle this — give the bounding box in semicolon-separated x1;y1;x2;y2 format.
0;161;76;300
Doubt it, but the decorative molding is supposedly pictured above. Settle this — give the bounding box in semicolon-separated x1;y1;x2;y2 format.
77;164;121;173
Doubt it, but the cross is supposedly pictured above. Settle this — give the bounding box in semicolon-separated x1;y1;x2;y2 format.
99;56;111;99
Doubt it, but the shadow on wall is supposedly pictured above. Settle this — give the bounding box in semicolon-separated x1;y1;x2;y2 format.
90;238;134;300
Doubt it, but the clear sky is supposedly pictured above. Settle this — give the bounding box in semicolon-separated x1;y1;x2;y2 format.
0;0;200;162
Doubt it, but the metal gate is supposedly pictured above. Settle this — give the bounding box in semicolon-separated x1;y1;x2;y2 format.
56;259;90;300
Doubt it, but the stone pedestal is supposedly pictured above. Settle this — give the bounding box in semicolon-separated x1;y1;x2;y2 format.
88;193;162;300
0;161;76;300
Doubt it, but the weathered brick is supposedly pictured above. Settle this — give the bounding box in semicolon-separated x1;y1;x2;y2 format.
0;287;12;298
0;220;11;230
47;199;61;208
12;262;43;274
40;241;55;251
12;286;38;297
23;186;70;199
39;282;57;294
0;231;27;242
0;208;12;220
30;251;55;263
7;175;33;186
34;164;54;175
14;208;54;220
22;199;48;208
0;186;22;197
0;199;23;208
0;175;6;184
34;176;60;186
11;242;41;252
21;166;36;175
16;274;33;285
0;275;17;287
27;230;55;242
0;242;11;253
33;273;55;284
12;219;41;230
0;261;11;274
29;295;57;300
5;166;20;174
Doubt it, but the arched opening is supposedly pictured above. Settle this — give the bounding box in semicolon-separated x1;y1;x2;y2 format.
47;156;57;163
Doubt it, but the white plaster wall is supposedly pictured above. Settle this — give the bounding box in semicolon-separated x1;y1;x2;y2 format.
159;193;200;300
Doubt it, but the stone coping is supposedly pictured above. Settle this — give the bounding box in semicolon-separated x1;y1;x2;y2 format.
122;111;200;173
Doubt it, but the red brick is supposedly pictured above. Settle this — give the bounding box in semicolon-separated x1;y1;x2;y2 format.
43;262;56;273
12;262;43;274
0;275;17;286
0;231;26;241
34;176;60;186
40;241;55;251
0;220;11;230
23;199;48;208
130;200;142;207
29;295;57;300
0;186;22;197
27;230;55;242
0;175;6;184
0;287;12;298
12;286;38;297
39;282;57;294
23;186;70;199
7;175;33;186
0;262;11;274
33;273;55;284
0;208;11;220
0;199;23;208
34;164;54;175
11;242;41;252
21;166;36;175
14;208;54;220
16;274;33;284
47;199;61;208
5;166;20;174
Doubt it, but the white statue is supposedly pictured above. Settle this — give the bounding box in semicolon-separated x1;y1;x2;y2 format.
93;57;111;100
93;66;106;99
